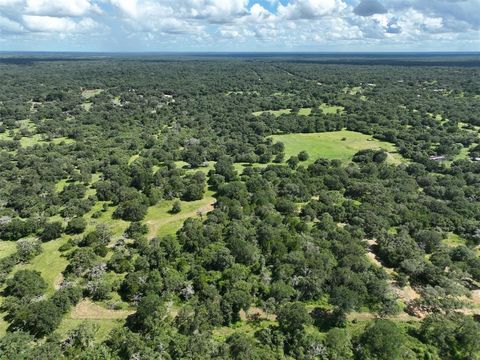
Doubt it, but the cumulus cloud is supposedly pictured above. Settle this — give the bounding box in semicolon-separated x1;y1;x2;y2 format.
109;0;249;28
0;0;103;37
0;0;478;50
22;15;99;33
354;0;387;16
24;0;101;17
277;0;346;20
0;15;24;33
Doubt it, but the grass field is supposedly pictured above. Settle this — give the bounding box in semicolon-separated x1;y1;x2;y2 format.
0;130;75;148
12;237;69;294
253;108;292;117
271;130;403;164
0;241;17;260
81;89;103;99
128;154;140;165
82;102;93;111
174;161;216;174
298;108;312;116
253;104;344;117
56;318;125;343
85;202;129;239
144;190;215;239
443;232;466;247
319;103;344;114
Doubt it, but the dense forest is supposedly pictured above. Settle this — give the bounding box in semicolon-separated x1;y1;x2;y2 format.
0;54;479;359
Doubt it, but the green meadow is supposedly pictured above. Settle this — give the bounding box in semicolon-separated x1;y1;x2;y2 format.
271;130;403;164
144;190;215;239
253;103;344;117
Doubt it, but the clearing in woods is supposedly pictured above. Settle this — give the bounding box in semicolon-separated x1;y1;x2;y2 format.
56;299;133;344
271;130;404;164
144;190;216;239
11;237;69;294
81;89;104;99
252;103;344;117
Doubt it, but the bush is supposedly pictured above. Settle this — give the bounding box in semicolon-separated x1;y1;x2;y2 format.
170;201;182;214
298;151;309;161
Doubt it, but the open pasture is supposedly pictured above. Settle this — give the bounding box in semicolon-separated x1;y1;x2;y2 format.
271;130;403;163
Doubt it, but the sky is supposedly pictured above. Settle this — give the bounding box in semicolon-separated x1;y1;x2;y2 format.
0;0;479;52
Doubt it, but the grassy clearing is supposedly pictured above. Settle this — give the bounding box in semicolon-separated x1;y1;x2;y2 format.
272;92;294;97
0;130;74;148
144;190;215;239
81;89;103;99
271;130;402;164
443;232;465;247
0;241;17;260
12;236;69;294
128;154;140;165
81;103;93;111
453;145;474;161
85;202;129;239
69;299;134;320
56;318;125;343
174;161;216;174
252;104;344;117
298;108;312;116
55;178;70;192
213;319;276;341
319;103;344;114
428;113;444;122
0;312;9;337
253;109;291;117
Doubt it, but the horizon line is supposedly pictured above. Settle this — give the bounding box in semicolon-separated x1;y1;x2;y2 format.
1;51;479;55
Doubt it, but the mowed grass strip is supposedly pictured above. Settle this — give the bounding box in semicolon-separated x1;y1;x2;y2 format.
271;130;403;164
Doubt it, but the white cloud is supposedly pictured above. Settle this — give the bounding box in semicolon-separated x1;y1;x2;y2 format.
0;15;24;33
22;15;99;33
25;0;101;17
0;0;22;6
109;0;249;28
277;0;346;20
0;0;478;50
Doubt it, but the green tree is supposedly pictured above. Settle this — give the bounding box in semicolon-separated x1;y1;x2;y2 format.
324;328;353;360
66;217;87;235
5;270;47;300
40;221;63;242
277;302;312;334
355;319;408;360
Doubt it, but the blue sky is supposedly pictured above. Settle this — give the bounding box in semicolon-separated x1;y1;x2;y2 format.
0;0;479;52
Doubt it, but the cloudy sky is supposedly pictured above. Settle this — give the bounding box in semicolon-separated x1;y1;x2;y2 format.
0;0;479;52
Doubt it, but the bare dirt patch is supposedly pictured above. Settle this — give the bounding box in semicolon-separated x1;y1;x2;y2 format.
240;307;276;322
70;299;133;320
